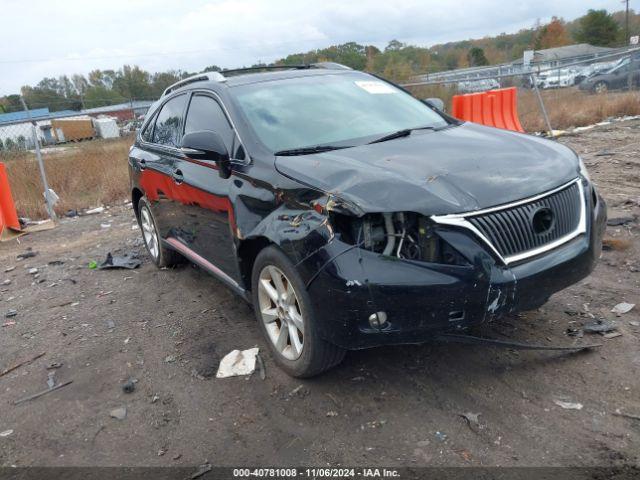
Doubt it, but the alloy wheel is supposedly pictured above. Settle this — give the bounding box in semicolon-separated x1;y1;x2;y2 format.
594;82;607;94
140;205;159;260
257;265;304;360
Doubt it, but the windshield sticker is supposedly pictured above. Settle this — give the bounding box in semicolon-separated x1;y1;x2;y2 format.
354;81;396;94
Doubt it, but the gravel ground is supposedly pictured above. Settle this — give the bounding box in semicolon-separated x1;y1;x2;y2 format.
0;120;639;469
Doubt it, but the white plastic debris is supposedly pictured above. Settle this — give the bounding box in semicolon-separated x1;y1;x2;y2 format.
85;206;105;215
553;400;583;410
0;429;13;437
611;303;635;315
216;347;259;378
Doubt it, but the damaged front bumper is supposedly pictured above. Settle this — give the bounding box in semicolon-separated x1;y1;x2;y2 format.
296;188;607;350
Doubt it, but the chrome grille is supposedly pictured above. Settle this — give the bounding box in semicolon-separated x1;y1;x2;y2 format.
466;181;583;261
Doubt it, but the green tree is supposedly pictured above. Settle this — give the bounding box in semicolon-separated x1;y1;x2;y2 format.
112;65;152;100
574;9;621;46
84;85;126;108
467;46;489;66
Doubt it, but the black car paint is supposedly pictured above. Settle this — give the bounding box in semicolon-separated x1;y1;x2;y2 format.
129;68;606;350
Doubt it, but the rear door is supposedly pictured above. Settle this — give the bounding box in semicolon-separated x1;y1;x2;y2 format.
136;94;189;238
172;92;242;281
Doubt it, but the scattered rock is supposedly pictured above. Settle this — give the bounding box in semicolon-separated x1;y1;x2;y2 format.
2;279;10;286
164;355;176;363
28;268;39;275
603;331;623;339
17;251;37;260
109;407;127;420
122;379;136;394
4;266;15;273
0;429;13;437
157;448;166;456
326;411;339;417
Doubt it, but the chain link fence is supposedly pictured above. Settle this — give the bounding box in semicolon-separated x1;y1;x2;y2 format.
401;45;640;134
0;98;155;221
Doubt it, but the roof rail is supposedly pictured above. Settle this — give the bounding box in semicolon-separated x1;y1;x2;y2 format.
163;72;226;96
311;62;352;70
221;65;312;76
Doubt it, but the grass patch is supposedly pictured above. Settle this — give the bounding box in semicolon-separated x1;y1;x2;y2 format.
3;135;133;219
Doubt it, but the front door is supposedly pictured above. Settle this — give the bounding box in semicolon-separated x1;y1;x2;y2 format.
172;92;242;282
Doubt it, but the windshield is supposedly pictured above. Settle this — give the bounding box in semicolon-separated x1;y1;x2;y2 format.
606;57;629;74
230;72;448;153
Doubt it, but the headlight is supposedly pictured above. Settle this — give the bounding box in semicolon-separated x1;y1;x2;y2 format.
578;156;590;182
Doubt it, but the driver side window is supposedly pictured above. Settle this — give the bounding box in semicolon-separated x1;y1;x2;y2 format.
185;94;236;155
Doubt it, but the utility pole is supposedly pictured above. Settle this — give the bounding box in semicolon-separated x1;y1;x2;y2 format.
623;0;630;44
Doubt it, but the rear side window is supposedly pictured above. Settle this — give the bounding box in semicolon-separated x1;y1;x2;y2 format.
152;94;187;147
185;94;235;152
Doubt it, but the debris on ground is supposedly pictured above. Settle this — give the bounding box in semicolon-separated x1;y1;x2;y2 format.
65;209;78;218
16;251;38;260
216;347;259;378
47;372;56;389
459;412;482;432
98;252;141;270
606;216;636;226
583;319;617;334
0;352;46;378
28;268;39;275
5;309;17;318
2;321;16;327
256;352;266;380
435;431;447;442
4;266;15;273
326;411;339;417
88;261;98;270
190;463;212;479
13;380;73;405
602;238;632;251
613;409;640;421
611;303;635;315
46;362;62;370
109;406;127;420
2;279;11;286
603;331;623;339
85;206;105;215
122;378;136;394
553;399;583;410
164;355;176;363
0;430;13;437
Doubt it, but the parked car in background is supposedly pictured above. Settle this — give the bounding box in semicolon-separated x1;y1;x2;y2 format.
457;78;500;93
579;55;640;93
129;64;606;377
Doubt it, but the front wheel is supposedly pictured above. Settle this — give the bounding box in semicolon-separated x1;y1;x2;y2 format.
252;246;345;377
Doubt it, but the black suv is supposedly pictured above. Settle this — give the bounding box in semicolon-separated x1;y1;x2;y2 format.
129;63;606;377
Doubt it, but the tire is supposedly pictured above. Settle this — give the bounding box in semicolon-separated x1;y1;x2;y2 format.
251;246;345;378
593;81;608;94
137;197;182;268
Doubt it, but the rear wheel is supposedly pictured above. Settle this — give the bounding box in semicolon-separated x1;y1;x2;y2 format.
138;197;181;268
252;246;345;377
593;81;608;94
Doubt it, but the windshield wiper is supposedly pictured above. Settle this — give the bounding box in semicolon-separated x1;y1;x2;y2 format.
368;126;437;145
274;145;348;156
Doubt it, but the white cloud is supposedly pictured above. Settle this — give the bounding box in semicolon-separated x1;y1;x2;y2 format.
0;0;621;95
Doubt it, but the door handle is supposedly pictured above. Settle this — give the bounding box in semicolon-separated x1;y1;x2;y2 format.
172;169;184;184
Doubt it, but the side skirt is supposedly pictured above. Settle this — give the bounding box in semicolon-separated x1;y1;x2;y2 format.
163;237;250;301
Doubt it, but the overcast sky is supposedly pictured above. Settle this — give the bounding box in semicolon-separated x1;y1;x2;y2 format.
0;0;624;95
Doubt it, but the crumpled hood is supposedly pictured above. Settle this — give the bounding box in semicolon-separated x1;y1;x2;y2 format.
275;122;580;216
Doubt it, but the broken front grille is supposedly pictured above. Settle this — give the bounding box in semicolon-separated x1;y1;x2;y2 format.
466;180;583;262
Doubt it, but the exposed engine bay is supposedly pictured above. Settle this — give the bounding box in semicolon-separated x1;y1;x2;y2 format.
332;212;467;265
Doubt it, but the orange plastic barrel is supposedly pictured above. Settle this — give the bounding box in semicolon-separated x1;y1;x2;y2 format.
0;162;21;235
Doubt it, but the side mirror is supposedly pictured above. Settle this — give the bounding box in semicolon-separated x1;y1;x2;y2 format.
423;97;445;112
181;130;231;179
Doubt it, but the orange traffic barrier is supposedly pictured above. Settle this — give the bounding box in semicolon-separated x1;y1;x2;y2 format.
451;87;524;133
0;162;21;240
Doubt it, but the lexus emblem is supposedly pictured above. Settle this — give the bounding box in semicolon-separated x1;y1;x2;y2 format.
532;207;555;235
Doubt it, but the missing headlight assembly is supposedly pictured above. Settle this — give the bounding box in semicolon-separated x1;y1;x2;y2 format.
329;211;468;265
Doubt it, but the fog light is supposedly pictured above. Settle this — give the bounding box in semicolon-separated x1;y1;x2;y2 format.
368;311;388;329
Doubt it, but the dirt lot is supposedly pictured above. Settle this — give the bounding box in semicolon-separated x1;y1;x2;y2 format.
1;120;639;469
